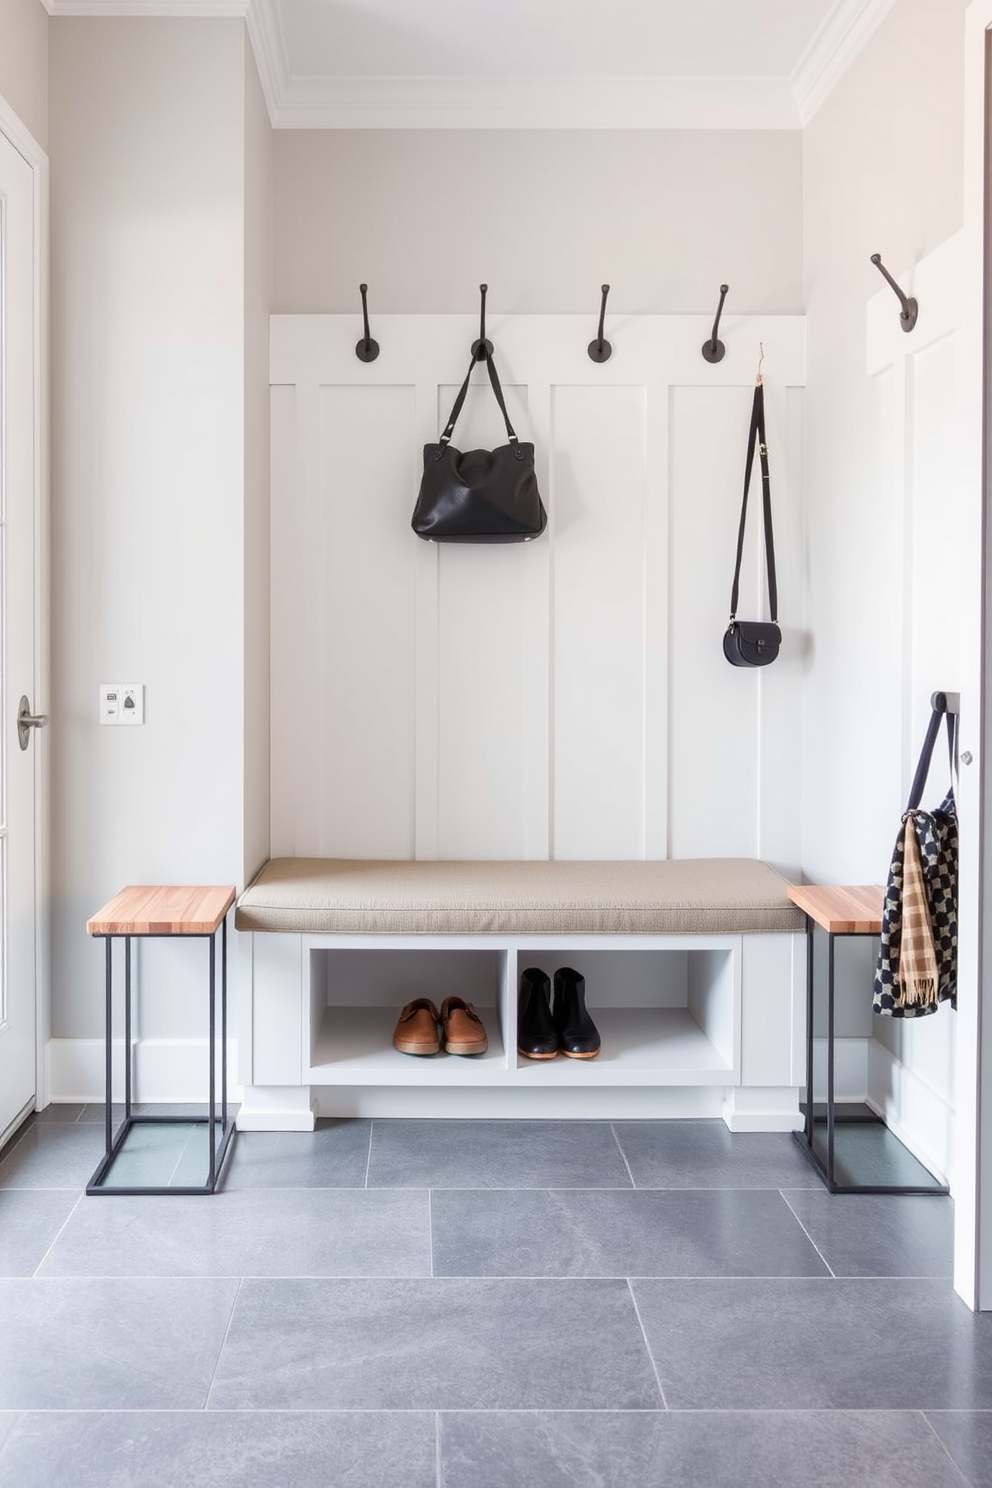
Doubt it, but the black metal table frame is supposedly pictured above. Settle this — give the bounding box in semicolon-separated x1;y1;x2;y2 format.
793;915;949;1195
86;912;235;1195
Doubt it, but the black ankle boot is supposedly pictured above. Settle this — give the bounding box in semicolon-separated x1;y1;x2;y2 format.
517;968;558;1059
553;967;601;1058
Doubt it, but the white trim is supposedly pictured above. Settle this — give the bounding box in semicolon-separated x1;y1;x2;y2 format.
42;1;249;14
244;0;286;129
46;1037;243;1104
791;0;898;124
0;97;50;1118
961;0;992;1314
38;0;890;131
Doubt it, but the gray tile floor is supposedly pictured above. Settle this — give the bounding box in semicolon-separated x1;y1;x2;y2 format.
0;1107;989;1486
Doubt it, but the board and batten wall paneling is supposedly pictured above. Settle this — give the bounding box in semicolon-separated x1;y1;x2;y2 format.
270;314;805;865
433;377;547;860
552;384;649;860
862;233;964;1165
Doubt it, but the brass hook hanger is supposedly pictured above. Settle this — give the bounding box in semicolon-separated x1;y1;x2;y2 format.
756;342;765;386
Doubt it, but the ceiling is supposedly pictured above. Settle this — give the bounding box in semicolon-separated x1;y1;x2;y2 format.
44;0;898;128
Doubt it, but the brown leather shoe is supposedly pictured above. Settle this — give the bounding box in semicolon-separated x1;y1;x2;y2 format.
392;998;440;1056
439;996;488;1056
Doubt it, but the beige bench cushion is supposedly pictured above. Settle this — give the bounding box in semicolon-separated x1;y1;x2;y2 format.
236;857;804;936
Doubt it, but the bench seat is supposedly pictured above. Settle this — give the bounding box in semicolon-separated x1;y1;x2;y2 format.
236;856;804;937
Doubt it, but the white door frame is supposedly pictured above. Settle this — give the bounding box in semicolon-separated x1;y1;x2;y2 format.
0;92;49;1124
960;0;992;1310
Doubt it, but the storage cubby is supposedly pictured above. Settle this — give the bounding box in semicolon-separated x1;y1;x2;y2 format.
307;945;511;1084
303;935;739;1090
510;946;736;1084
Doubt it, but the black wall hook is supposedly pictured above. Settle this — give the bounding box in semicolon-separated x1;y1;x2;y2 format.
701;283;729;363
471;283;494;360
870;254;918;333
588;284;613;363
355;283;380;362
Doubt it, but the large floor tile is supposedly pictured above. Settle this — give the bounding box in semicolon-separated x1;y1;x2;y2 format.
208;1277;661;1410
220;1120;372;1189
631;1277;992;1410
39;1188;430;1277
432;1188;829;1277
0;1278;239;1409
0;1411;437;1488
783;1190;954;1277
613;1120;818;1189
367;1119;633;1188
439;1409;968;1488
0;1192;80;1276
925;1410;992;1487
0;1124;108;1190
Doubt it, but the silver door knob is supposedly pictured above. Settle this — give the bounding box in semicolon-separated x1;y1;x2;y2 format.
17;695;49;752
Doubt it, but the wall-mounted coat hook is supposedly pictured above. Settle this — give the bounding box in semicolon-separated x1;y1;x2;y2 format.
471;283;494;360
588;284;613;363
355;283;380;362
701;283;729;363
870;254;918;333
931;690;960;716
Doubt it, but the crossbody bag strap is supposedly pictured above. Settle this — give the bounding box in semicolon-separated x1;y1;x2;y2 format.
729;381;778;623
437;349;518;451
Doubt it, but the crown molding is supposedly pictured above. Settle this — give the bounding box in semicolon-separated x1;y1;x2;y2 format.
42;1;249;12
268;74;801;131
791;0;898;124
244;0;288;122
40;0;891;131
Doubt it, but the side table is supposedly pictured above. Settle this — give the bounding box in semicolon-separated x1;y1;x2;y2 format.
85;885;236;1195
787;882;948;1195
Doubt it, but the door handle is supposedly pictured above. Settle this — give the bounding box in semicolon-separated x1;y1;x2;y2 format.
17;695;49;752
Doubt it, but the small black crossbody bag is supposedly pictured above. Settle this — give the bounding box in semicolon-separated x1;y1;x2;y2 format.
723;379;781;667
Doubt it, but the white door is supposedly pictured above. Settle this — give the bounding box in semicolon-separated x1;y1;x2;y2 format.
0;123;41;1147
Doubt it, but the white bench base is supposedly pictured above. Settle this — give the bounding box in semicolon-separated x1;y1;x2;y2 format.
235;919;807;1134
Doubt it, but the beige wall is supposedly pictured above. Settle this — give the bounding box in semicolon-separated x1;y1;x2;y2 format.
49;17;250;1041
0;0;47;149
273;128;803;314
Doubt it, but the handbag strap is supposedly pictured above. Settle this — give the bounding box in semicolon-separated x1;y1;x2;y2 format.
906;698;958;810
729;381;778;623
437;349;519;450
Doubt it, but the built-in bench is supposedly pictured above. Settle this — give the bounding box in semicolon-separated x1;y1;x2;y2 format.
235;857;806;1132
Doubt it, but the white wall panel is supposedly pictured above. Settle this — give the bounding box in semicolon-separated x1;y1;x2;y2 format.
553;385;648;859
434;380;542;860
318;385;418;857
863;234;963;1208
270;314;805;865
669;385;760;859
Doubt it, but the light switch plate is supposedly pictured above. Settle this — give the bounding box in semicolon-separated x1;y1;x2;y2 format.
119;684;144;725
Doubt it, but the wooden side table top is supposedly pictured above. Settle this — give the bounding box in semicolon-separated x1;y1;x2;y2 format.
786;883;884;935
87;885;236;937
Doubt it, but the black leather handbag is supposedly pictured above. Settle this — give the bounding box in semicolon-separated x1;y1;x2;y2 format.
412;349;547;544
723;378;781;667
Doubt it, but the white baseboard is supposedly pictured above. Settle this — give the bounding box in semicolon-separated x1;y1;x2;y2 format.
45;1037;243;1105
867;1040;953;1187
722;1086;803;1132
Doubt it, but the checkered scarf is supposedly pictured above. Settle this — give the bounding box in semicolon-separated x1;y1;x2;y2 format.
897;810;939;1010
